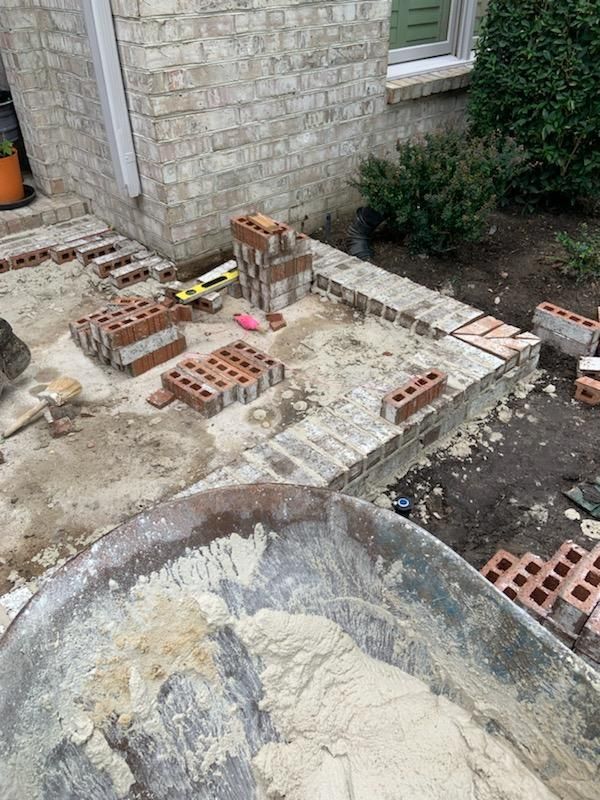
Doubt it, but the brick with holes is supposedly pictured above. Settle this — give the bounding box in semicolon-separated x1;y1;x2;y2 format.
91;248;134;279
575;376;600;406
381;370;447;424
109;262;151;289
480;550;519;586
161;368;223;416
493;553;545;602
533;302;600;356
75;234;125;265
214;345;268;395
9;243;53;270
176;356;238;406
150;259;177;283
547;545;600;637
515;541;588;622
229;340;285;386
203;353;260;404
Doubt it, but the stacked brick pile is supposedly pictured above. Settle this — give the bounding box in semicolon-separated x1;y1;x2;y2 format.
69;296;186;377
160;339;285;417
481;542;600;668
0;217;109;272
231;214;313;312
0;217;176;288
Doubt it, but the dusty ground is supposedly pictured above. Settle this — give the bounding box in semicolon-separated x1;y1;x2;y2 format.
0;252;482;595
318;208;600;568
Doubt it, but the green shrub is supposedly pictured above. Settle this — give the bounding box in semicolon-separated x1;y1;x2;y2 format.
469;0;600;205
351;130;522;254
556;224;600;282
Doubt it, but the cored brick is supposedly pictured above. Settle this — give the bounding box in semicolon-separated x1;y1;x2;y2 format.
229;340;285;386
9;245;52;270
575;376;600;406
176;356;238;406
381;369;447;424
203;353;260;404
480;549;518;586
161;368;223;416
515;541;588;621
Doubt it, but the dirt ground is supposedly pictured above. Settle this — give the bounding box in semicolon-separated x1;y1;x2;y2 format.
318;208;600;569
0;247;483;596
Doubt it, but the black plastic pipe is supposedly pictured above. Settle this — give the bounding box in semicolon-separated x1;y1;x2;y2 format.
347;206;385;261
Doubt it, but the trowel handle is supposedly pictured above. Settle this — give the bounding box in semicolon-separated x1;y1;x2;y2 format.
3;399;48;439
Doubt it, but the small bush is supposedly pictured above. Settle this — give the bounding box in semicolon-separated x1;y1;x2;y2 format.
469;0;600;206
351;130;522;255
556;224;600;282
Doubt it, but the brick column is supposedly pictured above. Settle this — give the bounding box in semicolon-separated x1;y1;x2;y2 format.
0;0;66;195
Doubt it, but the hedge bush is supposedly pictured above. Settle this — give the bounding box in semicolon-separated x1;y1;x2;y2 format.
469;0;600;205
351;130;522;254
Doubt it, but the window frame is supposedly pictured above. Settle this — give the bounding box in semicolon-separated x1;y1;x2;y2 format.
388;0;478;69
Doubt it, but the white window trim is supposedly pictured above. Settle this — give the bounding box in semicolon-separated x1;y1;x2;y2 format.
388;0;478;73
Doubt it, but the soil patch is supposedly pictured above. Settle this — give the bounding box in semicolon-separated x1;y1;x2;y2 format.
317;208;600;568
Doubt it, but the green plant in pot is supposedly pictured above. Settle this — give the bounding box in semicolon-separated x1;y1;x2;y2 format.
0;136;25;205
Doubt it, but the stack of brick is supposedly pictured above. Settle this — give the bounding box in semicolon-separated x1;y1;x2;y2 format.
231;214;313;312
161;339;285;417
533;302;600;357
69;296;186;377
481;541;600;668
0;217;110;272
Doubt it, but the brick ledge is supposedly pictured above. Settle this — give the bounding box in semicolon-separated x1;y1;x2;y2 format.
386;63;473;105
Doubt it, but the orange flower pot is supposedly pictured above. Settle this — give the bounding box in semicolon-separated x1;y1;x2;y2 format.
0;148;25;204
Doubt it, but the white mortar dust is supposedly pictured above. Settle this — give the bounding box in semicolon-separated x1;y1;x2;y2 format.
236;610;557;800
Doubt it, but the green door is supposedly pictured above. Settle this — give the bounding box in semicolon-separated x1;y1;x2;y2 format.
389;0;453;50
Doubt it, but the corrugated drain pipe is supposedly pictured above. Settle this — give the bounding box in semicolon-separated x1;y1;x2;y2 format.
347;207;385;261
81;0;141;198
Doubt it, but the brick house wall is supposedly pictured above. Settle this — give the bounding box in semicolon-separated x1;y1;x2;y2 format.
0;1;467;268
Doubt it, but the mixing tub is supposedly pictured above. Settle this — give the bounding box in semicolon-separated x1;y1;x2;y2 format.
0;485;597;798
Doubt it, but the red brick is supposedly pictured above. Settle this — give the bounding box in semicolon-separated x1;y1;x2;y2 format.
92;251;133;279
203;353;259;404
537;302;600;331
176;357;238;406
146;388;175;409
175;304;193;323
453;316;503;337
161;368;224;416
49;418;75;438
493;552;545;601
548;545;600;636
515;541;588;621
480;549;519;585
381;369;447;424
9;245;52;270
228;340;285;385
109;263;151;289
214;346;264;383
268;316;287;332
575;376;600;406
0;258;10;273
127;335;186;377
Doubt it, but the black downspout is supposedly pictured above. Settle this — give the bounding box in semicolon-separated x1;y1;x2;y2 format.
347;206;385;261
